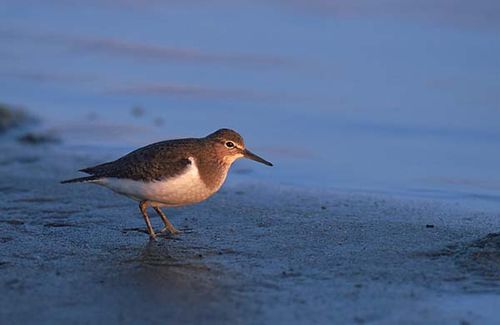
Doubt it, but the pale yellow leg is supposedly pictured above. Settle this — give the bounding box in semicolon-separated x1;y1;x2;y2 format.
153;207;180;235
139;201;157;240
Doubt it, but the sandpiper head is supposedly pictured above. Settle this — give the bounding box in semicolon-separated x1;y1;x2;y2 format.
207;128;273;166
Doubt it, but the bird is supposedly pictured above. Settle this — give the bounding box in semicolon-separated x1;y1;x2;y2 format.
61;128;273;239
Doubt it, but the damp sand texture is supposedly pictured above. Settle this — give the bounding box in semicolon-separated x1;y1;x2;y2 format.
0;138;499;324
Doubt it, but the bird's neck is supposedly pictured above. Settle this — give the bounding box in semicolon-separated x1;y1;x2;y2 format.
196;157;232;192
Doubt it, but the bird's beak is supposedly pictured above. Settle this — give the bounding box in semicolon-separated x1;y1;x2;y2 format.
242;149;273;166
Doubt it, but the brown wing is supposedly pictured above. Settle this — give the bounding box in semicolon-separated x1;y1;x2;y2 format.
80;139;198;181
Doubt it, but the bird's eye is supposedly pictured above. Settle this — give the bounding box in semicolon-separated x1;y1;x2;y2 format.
225;141;235;148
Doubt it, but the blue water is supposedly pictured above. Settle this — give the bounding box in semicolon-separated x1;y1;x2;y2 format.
1;1;500;208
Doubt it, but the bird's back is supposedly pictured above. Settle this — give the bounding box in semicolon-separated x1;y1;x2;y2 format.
81;138;201;182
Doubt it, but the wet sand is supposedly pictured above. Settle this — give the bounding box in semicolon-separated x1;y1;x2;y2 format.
0;136;499;324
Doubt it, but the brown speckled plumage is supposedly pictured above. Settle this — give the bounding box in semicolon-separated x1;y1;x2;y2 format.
79;138;199;182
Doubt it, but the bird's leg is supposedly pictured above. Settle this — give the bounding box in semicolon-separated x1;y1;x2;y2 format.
139;201;157;240
153;207;181;235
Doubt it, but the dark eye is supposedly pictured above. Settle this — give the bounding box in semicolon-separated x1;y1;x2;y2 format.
225;141;235;148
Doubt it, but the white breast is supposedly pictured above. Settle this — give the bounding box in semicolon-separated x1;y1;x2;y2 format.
96;157;213;207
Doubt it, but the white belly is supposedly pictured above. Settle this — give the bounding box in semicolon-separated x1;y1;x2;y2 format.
95;159;213;207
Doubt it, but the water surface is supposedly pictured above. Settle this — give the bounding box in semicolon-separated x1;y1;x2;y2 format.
1;0;499;208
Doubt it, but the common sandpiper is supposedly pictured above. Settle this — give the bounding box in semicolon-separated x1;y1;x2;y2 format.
61;128;273;239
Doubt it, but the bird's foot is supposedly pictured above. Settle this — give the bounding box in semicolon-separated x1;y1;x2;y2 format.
158;226;181;235
158;226;193;236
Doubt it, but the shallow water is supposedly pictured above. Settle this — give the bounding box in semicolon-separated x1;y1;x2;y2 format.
1;0;499;208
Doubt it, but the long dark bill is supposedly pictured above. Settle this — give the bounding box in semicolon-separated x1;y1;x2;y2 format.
243;149;273;166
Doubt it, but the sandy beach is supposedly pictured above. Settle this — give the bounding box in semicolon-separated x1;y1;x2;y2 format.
0;125;498;324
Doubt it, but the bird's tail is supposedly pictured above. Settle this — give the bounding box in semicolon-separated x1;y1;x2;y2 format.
60;176;100;184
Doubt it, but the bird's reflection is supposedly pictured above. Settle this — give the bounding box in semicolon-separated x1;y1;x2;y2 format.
130;238;219;297
137;239;210;269
137;239;176;266
114;240;238;322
